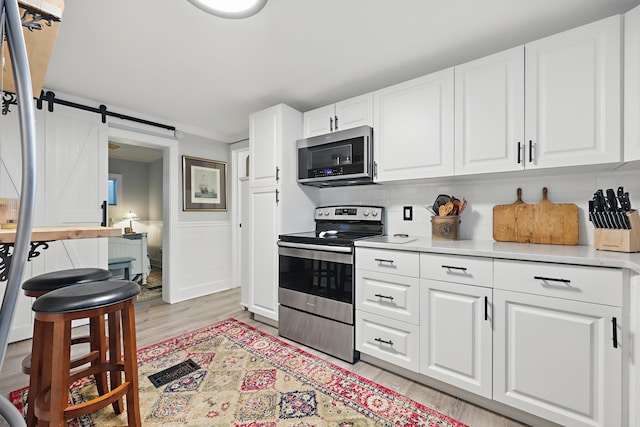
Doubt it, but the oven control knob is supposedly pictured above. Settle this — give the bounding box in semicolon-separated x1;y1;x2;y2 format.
323;210;330;216
363;209;370;217
317;211;324;216
372;210;378;217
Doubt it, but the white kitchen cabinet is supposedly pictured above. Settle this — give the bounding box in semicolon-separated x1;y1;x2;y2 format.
373;68;454;182
355;248;420;370
303;93;373;138
454;46;525;175
247;104;317;323
525;15;621;169
493;260;624;427
248;186;280;321
455;15;621;175
419;253;493;398
249;106;281;188
624;4;640;161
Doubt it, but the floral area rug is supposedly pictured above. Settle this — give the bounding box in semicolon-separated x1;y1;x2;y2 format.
9;318;467;427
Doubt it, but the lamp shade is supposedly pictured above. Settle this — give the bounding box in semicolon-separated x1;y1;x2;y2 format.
123;211;139;221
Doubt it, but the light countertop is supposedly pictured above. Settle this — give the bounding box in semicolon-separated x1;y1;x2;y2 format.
356;236;640;273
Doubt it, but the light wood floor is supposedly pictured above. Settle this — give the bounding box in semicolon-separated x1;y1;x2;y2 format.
0;288;529;427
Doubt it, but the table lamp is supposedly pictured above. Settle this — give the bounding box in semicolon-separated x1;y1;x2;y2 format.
123;211;138;234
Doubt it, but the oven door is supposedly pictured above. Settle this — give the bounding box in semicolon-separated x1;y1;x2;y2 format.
278;243;354;322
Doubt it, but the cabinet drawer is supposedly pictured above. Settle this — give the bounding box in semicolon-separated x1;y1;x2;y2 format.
356;248;419;277
494;259;623;306
356;270;419;324
356;311;420;371
420;253;493;286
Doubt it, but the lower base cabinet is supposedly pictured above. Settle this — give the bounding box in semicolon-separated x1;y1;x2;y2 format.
419;280;493;399
493;290;622;427
355;248;628;427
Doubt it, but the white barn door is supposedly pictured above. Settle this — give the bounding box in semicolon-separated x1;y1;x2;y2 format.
43;105;108;271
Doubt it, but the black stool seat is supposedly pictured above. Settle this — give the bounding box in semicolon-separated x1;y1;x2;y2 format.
22;268;112;294
32;280;140;313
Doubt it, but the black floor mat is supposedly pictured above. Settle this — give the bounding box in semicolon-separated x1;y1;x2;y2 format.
147;359;201;387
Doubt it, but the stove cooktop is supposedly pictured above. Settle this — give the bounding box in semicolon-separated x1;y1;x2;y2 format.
278;230;381;247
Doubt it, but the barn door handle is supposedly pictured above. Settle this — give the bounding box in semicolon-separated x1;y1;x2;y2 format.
100;200;107;227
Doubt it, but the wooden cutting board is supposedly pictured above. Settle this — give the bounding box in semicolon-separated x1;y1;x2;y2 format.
492;188;525;242
514;187;579;245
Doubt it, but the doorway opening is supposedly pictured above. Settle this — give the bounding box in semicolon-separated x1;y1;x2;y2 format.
107;138;165;301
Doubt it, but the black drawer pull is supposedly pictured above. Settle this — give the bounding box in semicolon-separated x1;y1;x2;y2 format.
375;258;395;265
484;296;489;321
534;275;570;284
374;293;394;301
442;265;467;272
375;337;394;346
612;317;618;348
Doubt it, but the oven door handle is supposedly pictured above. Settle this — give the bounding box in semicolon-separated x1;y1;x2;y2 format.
277;241;353;253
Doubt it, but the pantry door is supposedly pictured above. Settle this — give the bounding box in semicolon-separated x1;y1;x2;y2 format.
43;105;108;271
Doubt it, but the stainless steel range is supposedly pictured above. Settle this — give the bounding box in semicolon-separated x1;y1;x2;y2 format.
277;205;385;363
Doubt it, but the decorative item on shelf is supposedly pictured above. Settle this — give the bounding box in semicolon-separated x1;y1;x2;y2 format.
123;210;138;234
429;194;467;241
0;198;20;229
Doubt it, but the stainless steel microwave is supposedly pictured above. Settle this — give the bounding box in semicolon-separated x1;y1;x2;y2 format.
297;125;374;187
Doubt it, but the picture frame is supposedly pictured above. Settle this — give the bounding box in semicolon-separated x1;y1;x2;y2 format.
182;155;227;211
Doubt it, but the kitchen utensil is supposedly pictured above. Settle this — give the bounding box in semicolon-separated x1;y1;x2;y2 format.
433;194;451;214
514;187;579;245
492;188;525;242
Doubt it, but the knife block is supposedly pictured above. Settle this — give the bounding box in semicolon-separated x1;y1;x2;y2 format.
594;210;640;252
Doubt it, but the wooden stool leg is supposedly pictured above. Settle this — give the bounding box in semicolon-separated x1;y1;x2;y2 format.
26;319;47;427
107;311;124;414
122;302;141;427
89;316;109;400
46;319;71;427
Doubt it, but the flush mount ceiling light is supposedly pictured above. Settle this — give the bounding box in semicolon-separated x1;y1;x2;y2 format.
187;0;267;19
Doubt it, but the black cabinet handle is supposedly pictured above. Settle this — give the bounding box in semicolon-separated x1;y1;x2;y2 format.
375;258;395;265
375;337;394;346
375;293;394;301
534;275;571;284
275;189;280;205
517;142;522;164
484;296;489;321
329;116;333;132
442;265;467;272
612;317;618;348
100;200;107;227
334;115;339;131
275;166;280;182
529;140;533;163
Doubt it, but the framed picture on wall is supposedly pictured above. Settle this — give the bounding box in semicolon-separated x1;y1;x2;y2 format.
182;155;227;211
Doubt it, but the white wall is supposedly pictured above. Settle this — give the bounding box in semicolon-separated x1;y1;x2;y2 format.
317;165;640;246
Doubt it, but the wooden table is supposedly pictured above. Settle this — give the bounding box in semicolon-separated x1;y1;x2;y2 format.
0;225;121;243
0;226;122;281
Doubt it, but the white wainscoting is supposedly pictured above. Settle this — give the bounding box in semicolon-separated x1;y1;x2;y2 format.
174;221;232;303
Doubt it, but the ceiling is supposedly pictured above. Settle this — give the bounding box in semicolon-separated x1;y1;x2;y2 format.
45;0;640;143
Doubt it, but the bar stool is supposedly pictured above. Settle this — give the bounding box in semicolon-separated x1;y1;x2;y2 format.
29;280;141;427
21;268;114;425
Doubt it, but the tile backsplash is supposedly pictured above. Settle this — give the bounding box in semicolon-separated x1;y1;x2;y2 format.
316;166;640;246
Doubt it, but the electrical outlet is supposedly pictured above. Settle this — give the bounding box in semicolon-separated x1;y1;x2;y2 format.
403;206;413;221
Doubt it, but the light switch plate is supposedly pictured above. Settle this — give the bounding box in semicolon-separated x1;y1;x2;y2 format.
403;206;413;221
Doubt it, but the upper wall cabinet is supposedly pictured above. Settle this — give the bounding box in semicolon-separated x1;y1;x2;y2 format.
455;15;621;175
373;68;454;182
303;93;373;138
525;15;621;169
455;46;525;175
625;5;640;161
